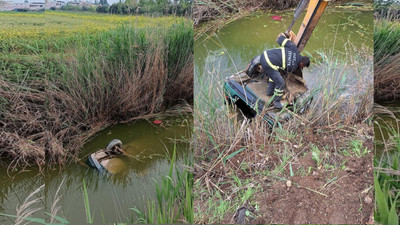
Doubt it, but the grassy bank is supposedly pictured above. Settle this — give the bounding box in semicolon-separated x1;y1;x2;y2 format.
0;11;193;169
374;108;400;224
194;47;373;223
374;16;400;101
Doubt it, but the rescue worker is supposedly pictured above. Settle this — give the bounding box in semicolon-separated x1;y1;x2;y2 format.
246;33;310;109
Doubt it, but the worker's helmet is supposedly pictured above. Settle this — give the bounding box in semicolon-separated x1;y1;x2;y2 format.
246;55;263;77
300;56;310;68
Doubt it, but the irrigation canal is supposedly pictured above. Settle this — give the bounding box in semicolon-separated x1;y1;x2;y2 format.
0;115;192;224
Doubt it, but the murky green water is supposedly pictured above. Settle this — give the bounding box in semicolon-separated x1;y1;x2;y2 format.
375;101;400;157
0;170;45;224
194;7;373;85
0;115;192;224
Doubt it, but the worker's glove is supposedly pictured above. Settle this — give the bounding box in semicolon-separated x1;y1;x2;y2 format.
278;32;290;38
277;33;285;42
284;32;290;38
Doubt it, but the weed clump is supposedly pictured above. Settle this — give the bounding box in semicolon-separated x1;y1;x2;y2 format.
374;16;400;101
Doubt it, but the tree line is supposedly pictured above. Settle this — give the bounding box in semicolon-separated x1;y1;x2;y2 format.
98;0;191;16
55;0;192;16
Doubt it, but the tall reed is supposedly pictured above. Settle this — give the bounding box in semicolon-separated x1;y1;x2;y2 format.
131;147;193;223
374;18;400;101
0;185;46;224
374;110;400;224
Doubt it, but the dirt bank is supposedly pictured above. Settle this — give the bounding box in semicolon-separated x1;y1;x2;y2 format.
194;123;374;224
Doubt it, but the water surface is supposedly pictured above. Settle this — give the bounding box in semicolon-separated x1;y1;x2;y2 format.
194;7;373;85
0;114;192;224
375;101;400;157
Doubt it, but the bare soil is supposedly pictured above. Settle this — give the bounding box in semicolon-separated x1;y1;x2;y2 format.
251;153;374;224
194;124;374;224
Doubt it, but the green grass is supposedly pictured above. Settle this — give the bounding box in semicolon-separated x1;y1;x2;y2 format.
82;179;93;224
374;19;400;62
130;146;193;224
311;145;323;166
342;139;371;157
374;18;400;101
193;172;260;224
374;152;400;225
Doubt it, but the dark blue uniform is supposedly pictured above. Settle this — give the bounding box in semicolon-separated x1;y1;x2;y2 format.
261;36;301;74
260;36;301;101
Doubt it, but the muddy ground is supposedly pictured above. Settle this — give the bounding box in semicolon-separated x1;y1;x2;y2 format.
194;124;374;224
251;153;373;224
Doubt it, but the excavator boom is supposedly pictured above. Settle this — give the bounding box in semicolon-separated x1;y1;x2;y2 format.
293;0;330;53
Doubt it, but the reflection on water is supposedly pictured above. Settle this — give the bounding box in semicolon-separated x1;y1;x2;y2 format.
0;114;192;224
0;170;45;224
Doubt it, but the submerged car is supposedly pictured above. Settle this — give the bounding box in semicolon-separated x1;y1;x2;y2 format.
223;71;312;125
88;139;126;173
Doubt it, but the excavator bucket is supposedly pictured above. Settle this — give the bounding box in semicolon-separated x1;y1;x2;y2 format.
294;0;330;53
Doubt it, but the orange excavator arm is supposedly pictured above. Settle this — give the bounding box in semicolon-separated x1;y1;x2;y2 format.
288;0;330;53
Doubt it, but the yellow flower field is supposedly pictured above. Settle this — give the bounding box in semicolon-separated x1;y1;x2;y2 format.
0;11;187;41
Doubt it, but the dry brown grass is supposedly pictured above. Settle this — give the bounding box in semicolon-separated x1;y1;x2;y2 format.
0;49;193;170
374;53;400;101
374;16;400;101
193;0;299;26
14;184;44;225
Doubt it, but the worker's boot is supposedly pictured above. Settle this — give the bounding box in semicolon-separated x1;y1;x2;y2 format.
272;88;285;109
266;78;275;96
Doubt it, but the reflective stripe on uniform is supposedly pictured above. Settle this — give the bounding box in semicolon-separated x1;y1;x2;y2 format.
281;47;286;70
263;38;289;71
281;39;289;70
274;89;284;96
269;78;274;82
263;51;279;71
281;38;289;47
